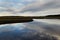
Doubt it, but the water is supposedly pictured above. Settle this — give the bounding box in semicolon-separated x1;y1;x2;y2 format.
0;19;59;40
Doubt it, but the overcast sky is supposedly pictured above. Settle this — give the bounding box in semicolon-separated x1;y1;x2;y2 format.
0;0;60;16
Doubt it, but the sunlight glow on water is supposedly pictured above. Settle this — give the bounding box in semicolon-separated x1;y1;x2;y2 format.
34;19;60;25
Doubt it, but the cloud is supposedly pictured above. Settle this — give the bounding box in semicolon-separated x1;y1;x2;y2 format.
0;0;36;16
18;8;60;16
18;0;60;16
20;0;54;12
0;0;60;16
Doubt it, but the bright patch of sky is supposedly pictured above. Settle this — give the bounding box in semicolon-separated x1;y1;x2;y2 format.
0;0;35;8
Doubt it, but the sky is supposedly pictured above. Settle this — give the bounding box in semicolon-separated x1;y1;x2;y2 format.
0;0;60;16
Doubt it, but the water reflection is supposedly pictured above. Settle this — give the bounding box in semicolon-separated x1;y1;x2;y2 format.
0;19;59;40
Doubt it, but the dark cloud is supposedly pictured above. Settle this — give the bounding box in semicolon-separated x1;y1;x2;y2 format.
20;0;60;13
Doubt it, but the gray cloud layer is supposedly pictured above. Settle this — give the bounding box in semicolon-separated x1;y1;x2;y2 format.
20;0;60;13
0;0;60;16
